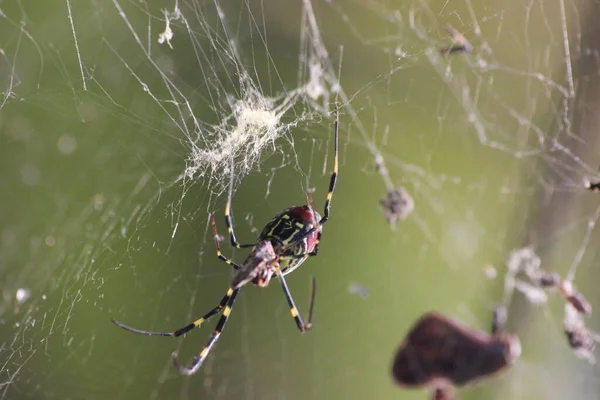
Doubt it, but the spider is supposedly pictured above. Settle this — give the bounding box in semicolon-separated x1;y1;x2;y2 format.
112;105;339;375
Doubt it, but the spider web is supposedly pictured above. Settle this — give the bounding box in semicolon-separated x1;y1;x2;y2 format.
1;1;600;399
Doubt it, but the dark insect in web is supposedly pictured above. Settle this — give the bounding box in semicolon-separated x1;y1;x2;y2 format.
112;105;340;375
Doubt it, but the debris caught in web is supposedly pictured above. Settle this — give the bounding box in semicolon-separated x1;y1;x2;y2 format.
440;24;472;56
158;8;181;49
563;303;599;364
380;187;415;226
375;153;414;227
391;311;520;399
583;179;600;192
502;246;596;362
558;281;592;316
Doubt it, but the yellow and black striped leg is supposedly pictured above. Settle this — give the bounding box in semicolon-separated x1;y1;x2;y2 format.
224;200;255;249
172;288;240;375
274;268;315;333
318;103;339;227
210;214;243;271
111;289;235;337
300;105;338;259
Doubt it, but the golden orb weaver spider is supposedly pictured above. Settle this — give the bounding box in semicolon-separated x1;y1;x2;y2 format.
112;105;339;375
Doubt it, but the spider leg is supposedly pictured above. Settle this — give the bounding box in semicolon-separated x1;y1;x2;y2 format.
306;104;339;259
318;103;339;227
172;288;240;375
210;214;243;270
274;267;315;333
111;288;235;337
224;187;255;249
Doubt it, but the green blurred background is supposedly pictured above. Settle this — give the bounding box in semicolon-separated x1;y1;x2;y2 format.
1;0;600;399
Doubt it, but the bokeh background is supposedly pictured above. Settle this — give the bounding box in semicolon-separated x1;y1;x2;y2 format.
1;0;600;399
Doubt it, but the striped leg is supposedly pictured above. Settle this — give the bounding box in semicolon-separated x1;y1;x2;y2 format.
111;288;236;337
306;104;340;258
274;268;316;333
318;103;339;227
224;199;255;249
172;288;240;375
210;214;242;270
